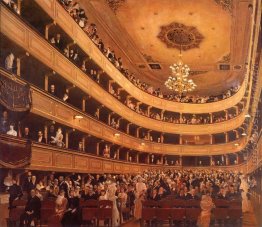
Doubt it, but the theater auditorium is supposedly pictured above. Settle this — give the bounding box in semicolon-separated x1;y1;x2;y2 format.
0;0;261;226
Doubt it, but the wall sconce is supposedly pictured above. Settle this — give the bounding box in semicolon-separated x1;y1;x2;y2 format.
245;114;251;118
234;143;239;146
74;115;83;119
114;133;120;137
141;142;145;146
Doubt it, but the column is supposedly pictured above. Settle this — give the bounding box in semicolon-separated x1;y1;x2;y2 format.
210;156;213;166
225;155;229;166
44;125;48;143
82;97;86;112
126;123;132;134
65;131;69;149
147;106;152;117
147;130;151;140
161;110;165;120
108;112;113;125
161;155;164;164
179;135;183;145
225;132;229;143
82;137;86;152
180;113;182;123
209;134;213;145
108;80;114;92
116;148;120;160
225;110;228;120
210;113;213;123
236;154;240;164
96;142;100;156
234;130;240;139
136;127;141;138
235;106;239;115
45;21;55;40
16;53;29;77
179;156;182;166
161;133;164;143
17;0;21;14
126;151;129;161
146;154;150;164
136;153;139;163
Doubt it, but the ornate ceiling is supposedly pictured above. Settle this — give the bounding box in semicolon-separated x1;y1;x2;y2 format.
86;0;252;95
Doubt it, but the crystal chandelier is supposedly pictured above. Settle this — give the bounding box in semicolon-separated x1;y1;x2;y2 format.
165;48;197;95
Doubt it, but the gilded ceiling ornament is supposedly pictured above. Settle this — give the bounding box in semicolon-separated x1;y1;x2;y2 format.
189;71;208;76
105;0;126;14
142;53;158;63
214;0;233;14
157;22;204;51
218;53;231;63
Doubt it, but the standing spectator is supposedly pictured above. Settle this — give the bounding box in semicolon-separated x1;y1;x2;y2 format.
23;126;31;140
0;110;9;133
19;189;41;227
198;191;215;227
8;179;23;209
5;52;15;72
48;125;56;144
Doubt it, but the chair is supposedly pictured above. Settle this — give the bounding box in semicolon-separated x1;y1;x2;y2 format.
158;200;172;208
141;207;156;227
213;208;228;226
171;199;185;208
155;208;172;226
214;199;229;208
41;199;56;209
80;199;99;208
82;207;98;226
12;199;27;207
169;208;185;226
40;207;55;226
7;207;25;227
142;200;158;208
229;200;242;208
228;208;242;227
96;200;113;226
185;199;200;207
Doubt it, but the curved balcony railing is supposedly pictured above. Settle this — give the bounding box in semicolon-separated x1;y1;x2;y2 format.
0;68;248;155
0;6;248;135
0;134;249;173
33;0;247;114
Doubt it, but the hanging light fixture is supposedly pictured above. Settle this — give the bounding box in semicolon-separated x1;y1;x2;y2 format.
165;43;197;96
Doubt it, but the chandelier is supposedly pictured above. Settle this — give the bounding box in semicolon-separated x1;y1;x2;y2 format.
165;48;197;95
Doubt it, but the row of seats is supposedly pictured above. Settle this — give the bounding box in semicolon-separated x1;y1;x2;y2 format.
141;199;242;227
8;199;115;227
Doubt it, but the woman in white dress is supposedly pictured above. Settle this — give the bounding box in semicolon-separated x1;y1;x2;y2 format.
134;176;147;220
107;182;120;226
240;175;251;212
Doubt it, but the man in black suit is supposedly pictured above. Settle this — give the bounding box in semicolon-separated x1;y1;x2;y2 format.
186;188;200;200
20;189;41;226
8;179;23;208
37;131;46;143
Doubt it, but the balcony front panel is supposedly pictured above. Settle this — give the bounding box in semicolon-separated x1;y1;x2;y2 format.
30;85;247;155
0;8;247;135
34;0;247;114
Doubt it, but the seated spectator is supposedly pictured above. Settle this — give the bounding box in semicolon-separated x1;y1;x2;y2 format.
78;142;84;152
37;131;46;143
23;126;31;140
103;145;110;158
6;123;17;137
50;33;64;50
50;84;58;97
48;125;56;144
19;189;41;227
149;188;161;201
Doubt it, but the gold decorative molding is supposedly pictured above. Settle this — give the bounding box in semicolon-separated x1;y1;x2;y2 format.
105;0;126;14
158;22;204;51
214;0;233;14
218;53;231;63
28;1;247;114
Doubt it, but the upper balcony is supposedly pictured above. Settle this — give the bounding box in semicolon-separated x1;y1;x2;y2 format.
0;5;249;136
32;0;248;114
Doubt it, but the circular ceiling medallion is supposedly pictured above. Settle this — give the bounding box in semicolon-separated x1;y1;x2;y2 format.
158;22;204;51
